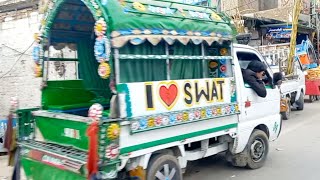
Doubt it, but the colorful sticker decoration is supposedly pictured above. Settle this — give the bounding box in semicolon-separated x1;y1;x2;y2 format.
220;48;228;56
133;2;146;11
107;123;120;140
206;109;213;118
105;144;120;160
94;18;111;79
211;12;222;21
155;116;162;126
189;112;195;121
194;110;201;119
130;103;240;133
148;117;155;128
131;121;140;131
162;116;169;126
183;112;189;121
212;107;218;116
32;32;43;77
189;10;210;19
88;103;104;121
94;38;107;62
178;8;186;17
201;109;206;118
95;18;107;36
177;113;183;122
98;62;111;79
169;115;176;125
139;118;147;129
148;5;174;15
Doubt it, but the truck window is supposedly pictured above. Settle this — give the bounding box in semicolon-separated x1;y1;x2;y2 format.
236;52;261;69
237;51;272;86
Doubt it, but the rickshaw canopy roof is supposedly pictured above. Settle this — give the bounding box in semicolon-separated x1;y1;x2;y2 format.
40;0;236;47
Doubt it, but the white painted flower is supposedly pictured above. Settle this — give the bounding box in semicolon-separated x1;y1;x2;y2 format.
162;116;169;126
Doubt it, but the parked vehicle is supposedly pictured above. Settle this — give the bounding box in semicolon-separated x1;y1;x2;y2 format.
15;1;282;180
256;43;305;120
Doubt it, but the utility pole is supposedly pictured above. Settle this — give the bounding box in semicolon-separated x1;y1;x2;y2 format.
287;0;303;75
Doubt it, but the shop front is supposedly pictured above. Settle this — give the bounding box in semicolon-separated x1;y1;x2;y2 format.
261;24;314;45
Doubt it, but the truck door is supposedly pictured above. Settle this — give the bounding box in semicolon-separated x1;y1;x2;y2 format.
235;48;280;122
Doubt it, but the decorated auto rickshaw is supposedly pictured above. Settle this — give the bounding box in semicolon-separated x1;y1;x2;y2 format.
15;0;278;180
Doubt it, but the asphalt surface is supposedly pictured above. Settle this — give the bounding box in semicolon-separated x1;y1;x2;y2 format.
184;100;320;180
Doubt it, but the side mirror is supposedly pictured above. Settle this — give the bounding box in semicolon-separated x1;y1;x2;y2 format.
273;72;283;86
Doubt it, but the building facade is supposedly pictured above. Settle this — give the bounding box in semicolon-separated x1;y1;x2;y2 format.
0;0;77;119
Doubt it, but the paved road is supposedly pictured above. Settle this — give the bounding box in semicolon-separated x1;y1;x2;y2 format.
184;101;320;180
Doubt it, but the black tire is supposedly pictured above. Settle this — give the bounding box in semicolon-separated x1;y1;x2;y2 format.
245;130;269;169
296;92;304;111
146;154;182;180
227;130;269;169
281;99;291;120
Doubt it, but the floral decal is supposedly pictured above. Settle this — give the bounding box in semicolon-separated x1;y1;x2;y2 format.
95;18;107;36
107;123;120;140
130;103;240;133
94;18;111;79
98;62;111;79
88;103;104;121
211;12;222;21
133;2;146;12
105;144;120;160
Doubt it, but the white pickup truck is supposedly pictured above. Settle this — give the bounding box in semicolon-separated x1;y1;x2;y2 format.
256;44;305;120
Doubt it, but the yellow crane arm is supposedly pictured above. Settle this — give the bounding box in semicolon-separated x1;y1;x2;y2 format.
287;0;303;75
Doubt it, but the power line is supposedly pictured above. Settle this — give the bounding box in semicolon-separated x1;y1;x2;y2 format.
0;44;33;56
0;41;35;80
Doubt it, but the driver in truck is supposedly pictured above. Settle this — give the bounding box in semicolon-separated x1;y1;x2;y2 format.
242;61;267;98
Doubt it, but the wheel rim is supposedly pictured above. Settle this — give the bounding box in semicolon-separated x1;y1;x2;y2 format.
155;164;177;180
250;137;265;163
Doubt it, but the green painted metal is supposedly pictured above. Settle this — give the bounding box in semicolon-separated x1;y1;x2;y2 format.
41;0;234;39
20;140;87;162
17;108;39;141
21;157;86;180
42;80;108;110
244;83;273;89
35;116;89;150
120;123;237;154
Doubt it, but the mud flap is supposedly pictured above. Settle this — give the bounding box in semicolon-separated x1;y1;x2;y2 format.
12;147;21;180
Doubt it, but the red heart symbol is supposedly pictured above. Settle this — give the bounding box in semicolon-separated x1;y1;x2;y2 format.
159;83;178;109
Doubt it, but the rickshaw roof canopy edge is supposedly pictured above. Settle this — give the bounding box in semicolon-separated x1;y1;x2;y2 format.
38;0;236;48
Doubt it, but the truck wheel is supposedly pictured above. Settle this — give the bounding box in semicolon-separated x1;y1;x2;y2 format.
146;154;182;180
281;99;291;120
245;130;269;169
296;93;304;111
